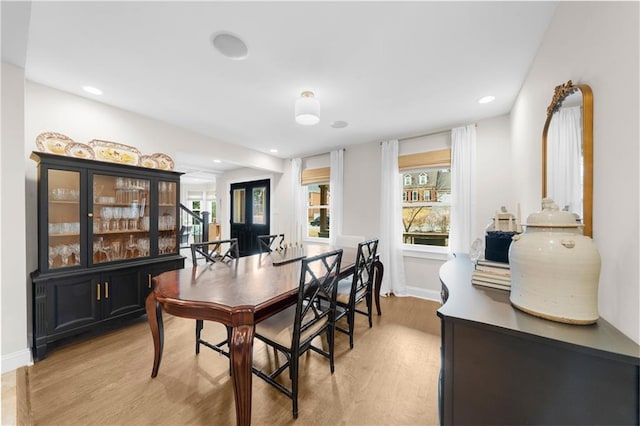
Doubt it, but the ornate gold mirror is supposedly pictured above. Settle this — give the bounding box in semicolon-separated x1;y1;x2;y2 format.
542;80;593;236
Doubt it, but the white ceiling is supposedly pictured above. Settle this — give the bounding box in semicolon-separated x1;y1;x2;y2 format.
2;1;556;177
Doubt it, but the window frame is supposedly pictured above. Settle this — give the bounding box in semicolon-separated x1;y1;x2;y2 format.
304;182;331;242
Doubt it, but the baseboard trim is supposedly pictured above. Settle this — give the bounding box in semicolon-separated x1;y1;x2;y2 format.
1;349;33;374
406;286;441;302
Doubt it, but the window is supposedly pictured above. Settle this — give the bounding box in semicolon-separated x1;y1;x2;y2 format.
402;168;451;247
419;172;428;185
305;183;330;239
398;147;452;248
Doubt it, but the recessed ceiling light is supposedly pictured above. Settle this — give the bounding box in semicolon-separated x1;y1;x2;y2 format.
330;121;348;129
478;95;495;104
82;86;103;95
269;149;278;153
211;32;248;60
213;159;222;163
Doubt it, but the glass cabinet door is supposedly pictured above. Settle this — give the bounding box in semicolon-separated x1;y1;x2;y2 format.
92;175;151;264
47;169;81;269
158;180;178;255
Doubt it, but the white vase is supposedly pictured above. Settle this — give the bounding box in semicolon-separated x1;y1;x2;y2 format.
509;198;601;324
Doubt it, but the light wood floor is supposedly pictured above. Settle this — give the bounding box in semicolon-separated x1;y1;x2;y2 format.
19;296;441;425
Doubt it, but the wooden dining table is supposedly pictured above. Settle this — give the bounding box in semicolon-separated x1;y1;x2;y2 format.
146;244;383;426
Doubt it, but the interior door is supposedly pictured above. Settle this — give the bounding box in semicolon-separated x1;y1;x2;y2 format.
230;179;270;256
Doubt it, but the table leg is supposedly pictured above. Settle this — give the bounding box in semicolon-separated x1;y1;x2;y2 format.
230;324;254;426
145;291;164;378
373;259;384;316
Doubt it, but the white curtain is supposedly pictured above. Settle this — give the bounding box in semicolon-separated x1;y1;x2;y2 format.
379;140;407;296
547;106;583;218
290;158;303;243
449;124;476;255
329;149;344;245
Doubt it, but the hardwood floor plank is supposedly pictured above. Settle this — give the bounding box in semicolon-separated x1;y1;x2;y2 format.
25;296;441;425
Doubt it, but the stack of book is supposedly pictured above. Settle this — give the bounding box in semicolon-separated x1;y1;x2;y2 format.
472;259;511;291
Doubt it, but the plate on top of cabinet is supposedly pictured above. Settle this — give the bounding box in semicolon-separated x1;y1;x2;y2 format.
139;155;159;169
64;142;95;160
151;153;174;170
89;139;141;166
36;132;75;156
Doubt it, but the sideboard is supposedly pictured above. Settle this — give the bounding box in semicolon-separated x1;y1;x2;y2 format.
437;255;639;425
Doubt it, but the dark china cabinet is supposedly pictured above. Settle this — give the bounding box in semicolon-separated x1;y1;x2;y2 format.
30;152;185;359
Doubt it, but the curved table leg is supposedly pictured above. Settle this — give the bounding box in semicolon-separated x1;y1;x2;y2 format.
230;324;254;426
373;259;384;316
146;291;164;378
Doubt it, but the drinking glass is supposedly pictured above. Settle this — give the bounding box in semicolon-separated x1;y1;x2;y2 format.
48;245;59;268
58;244;72;265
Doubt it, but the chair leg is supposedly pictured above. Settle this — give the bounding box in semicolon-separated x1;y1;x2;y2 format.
328;328;335;374
195;319;203;354
291;356;299;419
348;310;355;349
366;292;373;328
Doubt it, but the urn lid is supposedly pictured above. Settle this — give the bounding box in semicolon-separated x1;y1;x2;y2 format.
526;198;582;228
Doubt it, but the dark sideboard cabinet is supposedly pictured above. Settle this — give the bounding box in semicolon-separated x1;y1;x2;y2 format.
437;256;639;426
30;152;185;359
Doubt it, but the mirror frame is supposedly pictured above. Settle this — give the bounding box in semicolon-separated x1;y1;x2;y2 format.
542;80;593;237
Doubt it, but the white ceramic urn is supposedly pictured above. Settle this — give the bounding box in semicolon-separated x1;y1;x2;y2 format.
509;198;601;325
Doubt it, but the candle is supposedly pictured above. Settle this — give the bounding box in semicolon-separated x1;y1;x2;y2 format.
494;212;499;231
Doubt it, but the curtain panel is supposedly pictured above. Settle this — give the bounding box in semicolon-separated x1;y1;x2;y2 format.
379;140;407;296
449;124;476;255
329;149;344;244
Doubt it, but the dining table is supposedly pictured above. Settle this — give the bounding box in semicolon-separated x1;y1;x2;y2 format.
145;243;384;426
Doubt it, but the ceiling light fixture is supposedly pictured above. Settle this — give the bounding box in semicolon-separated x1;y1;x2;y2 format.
295;91;320;126
213;159;222;163
478;95;495;104
82;86;103;95
269;149;278;153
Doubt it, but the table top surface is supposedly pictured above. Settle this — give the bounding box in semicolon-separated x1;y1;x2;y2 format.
153;244;356;312
438;255;640;365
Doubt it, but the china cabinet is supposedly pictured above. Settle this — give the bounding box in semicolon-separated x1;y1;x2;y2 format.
30;152;185;359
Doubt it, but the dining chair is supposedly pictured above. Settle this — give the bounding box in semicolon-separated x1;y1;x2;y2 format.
334;238;379;349
191;238;239;361
190;238;239;267
257;233;285;253
252;248;343;419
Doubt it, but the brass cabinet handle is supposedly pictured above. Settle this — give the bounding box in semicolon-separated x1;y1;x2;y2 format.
105;282;109;299
148;274;152;289
97;283;101;301
88;212;94;218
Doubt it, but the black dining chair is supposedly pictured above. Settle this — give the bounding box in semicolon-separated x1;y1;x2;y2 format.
257;233;285;253
334;238;379;349
191;238;239;360
252;248;343;419
190;238;239;267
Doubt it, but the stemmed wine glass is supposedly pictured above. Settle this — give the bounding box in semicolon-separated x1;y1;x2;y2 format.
70;243;81;265
58;244;72;266
48;245;59;268
112;207;122;231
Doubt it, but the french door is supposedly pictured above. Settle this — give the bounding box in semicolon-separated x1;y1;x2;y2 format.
230;179;270;256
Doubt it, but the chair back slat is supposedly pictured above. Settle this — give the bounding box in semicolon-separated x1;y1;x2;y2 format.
293;249;342;347
257;234;285;253
190;238;239;266
351;239;379;305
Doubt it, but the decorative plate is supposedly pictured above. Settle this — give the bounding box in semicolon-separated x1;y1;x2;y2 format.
64;142;95;160
35;132;75;155
88;139;141;166
151;153;174;170
139;155;159;169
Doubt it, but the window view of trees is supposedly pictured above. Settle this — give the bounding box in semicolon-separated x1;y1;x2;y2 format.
306;183;330;238
402;168;451;247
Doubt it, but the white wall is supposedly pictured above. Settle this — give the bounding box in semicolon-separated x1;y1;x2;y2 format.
1;62;31;372
511;2;639;343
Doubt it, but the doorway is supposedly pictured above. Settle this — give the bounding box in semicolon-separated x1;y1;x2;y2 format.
230;179;270;256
